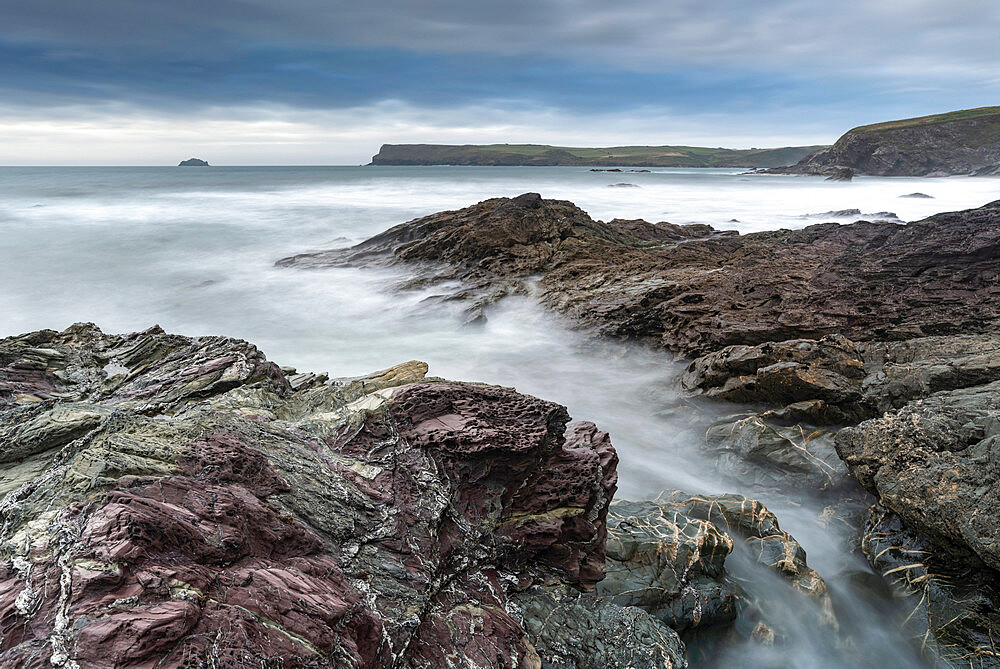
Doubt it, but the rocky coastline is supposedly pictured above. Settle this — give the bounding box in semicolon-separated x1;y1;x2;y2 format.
3;192;999;666
279;193;1000;666
763;106;1000;177
0;323;841;667
368;143;826;168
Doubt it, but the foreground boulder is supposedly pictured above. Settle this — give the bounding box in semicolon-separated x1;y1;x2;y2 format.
0;324;622;667
837;380;1000;572
279;195;1000;357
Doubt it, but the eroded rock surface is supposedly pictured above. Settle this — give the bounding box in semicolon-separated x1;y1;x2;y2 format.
863;505;1000;668
279;195;1000;358
837;381;1000;572
682;333;1000;424
0;323;623;668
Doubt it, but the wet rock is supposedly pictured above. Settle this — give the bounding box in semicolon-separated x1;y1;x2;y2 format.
511;491;834;667
513;585;688;669
280;196;1000;357
0;323;619;667
599;498;737;632
705;415;846;492
836;380;1000;573
597;494;834;634
862;504;1000;667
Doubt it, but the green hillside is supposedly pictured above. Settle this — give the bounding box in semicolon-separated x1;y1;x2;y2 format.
852;106;1000;134
369;143;827;167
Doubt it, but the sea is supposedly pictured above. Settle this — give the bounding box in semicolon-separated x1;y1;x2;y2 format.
2;165;997;667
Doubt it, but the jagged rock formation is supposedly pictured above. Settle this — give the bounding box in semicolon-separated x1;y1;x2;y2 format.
0;323;843;668
0;323;621;667
766;106;1000;177
683;332;1000;665
279;194;1000;357
278;193;1000;664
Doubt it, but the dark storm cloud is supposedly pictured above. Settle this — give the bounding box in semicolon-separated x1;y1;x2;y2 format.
4;0;999;71
0;0;997;156
0;36;848;114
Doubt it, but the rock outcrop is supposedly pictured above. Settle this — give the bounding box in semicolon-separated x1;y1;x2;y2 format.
837;380;1000;572
765;106;1000;177
277;193;1000;664
0;323;625;667
680;335;1000;664
178;158;209;166
279;194;1000;358
3;323;849;668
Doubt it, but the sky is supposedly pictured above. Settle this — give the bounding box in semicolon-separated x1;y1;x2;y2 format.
1;0;999;165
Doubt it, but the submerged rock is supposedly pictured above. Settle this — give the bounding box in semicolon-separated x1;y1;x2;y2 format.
704;415;846;492
0;323;621;667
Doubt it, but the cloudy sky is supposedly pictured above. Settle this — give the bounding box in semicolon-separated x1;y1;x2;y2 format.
2;0;999;164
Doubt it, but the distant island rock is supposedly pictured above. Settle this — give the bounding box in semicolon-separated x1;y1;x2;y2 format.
178;158;210;166
369;143;827;168
765;106;1000;177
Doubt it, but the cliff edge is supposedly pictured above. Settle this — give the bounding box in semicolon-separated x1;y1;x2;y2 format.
769;106;1000;176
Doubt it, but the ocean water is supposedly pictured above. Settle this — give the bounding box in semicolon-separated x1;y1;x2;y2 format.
2;165;997;667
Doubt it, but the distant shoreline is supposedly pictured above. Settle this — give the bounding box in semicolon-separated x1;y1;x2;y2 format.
369;143;827;168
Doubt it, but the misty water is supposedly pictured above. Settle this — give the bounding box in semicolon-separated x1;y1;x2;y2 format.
2;166;998;667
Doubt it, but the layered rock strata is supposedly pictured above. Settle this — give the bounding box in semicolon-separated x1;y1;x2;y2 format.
279;195;1000;357
0;323;622;667
0;323;840;668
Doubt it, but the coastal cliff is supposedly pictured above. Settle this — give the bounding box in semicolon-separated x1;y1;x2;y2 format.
369;143;826;168
768;106;1000;177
